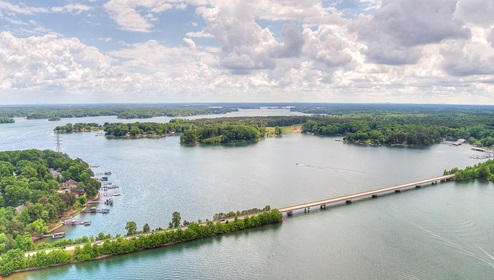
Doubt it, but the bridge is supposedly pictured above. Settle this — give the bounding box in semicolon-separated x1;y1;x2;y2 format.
278;174;455;215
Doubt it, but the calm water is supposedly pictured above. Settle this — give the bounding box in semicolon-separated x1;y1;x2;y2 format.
1;109;493;279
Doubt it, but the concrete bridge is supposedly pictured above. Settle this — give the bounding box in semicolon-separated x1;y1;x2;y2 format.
278;174;455;215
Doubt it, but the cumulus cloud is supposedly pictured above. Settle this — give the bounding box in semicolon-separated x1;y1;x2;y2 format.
441;39;494;76
2;0;494;104
199;1;279;71
455;0;494;26
489;29;494;48
302;26;354;68
0;31;118;91
357;0;471;65
277;23;304;58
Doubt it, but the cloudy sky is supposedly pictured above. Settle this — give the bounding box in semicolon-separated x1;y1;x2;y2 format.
1;0;493;104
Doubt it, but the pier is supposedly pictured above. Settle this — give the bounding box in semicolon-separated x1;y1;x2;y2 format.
62;219;91;226
278;174;455;215
81;206;110;214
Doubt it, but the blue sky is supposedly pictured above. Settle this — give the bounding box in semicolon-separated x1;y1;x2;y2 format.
0;0;493;104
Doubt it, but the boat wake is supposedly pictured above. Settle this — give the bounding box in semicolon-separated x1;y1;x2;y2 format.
295;162;368;176
411;223;494;269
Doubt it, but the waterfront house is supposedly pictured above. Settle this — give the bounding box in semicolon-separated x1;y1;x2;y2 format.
60;179;79;194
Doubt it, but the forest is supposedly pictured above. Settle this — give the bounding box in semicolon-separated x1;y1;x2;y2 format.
444;159;494;181
301;111;494;146
0;149;101;255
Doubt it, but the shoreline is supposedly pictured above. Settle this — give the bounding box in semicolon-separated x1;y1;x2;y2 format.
5;210;283;277
33;194;99;241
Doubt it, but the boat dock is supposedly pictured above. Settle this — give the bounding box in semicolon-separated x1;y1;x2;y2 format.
62;219;91;226
82;206;110;214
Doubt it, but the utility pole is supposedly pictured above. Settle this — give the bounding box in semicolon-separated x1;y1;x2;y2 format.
55;133;62;153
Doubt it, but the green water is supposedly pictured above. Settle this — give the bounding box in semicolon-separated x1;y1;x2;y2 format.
1;109;493;279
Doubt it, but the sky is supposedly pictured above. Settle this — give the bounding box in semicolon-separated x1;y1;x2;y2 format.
0;0;493;105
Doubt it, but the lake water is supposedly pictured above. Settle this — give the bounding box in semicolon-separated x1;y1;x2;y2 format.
1;109;493;279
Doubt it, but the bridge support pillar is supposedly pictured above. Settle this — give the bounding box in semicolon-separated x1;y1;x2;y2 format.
415;185;421;188
346;200;352;204
320;205;326;209
395;189;401;193
287;211;293;216
372;194;378;198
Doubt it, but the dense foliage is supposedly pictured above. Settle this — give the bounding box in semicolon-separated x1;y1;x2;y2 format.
302;112;494;147
0;105;237;120
54;123;102;133
213;205;271;221
444;159;494;181
65;116;309;143
0;116;14;124
0;209;282;276
102;119;192;137
0;149;100;255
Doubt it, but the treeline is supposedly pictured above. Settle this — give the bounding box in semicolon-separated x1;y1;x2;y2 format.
0;105;237;120
69;116;308;143
444;159;494;181
213;205;271;221
103;119;193;137
0;210;283;276
302;113;494;147
179;116;308;144
53;112;494;147
0;149;101;255
54;123;102;133
0;116;14;123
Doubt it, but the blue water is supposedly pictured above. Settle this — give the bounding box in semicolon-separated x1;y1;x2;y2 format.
1;109;493;279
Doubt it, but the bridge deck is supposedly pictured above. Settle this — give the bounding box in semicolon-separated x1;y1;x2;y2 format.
278;174;455;213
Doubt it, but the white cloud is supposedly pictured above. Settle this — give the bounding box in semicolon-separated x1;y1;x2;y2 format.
0;31;118;91
356;0;470;65
186;30;214;38
183;37;196;49
51;4;92;14
441;38;494;76
455;0;494;26
104;0;186;32
0;1;47;15
1;0;494;104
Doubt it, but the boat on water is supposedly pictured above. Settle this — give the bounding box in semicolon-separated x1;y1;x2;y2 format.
104;171;112;175
105;198;114;205
52;232;65;239
82;221;91;226
111;192;121;196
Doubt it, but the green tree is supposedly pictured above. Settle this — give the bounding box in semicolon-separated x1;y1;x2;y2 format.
125;221;137;236
143;223;150;233
79;196;87;205
274;126;283;136
171;211;181;228
28;218;49;235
